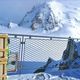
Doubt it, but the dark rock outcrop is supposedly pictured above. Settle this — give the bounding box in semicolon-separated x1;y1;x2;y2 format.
34;57;53;73
34;38;80;73
59;38;80;70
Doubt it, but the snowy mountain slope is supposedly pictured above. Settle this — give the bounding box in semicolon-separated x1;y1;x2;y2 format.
0;0;80;38
17;0;80;37
19;0;66;31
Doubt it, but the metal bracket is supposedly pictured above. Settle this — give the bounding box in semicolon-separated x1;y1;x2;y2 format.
20;42;25;44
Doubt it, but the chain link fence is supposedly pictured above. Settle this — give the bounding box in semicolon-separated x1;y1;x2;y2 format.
7;34;80;74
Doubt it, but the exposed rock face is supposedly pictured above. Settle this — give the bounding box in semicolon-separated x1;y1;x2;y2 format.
31;5;56;31
34;38;80;73
34;58;59;73
31;1;64;31
62;39;75;61
59;38;80;70
34;58;54;73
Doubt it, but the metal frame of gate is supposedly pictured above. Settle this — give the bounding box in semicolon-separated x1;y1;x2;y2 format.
1;33;79;75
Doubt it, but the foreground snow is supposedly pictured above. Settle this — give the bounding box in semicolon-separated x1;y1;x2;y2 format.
8;70;80;80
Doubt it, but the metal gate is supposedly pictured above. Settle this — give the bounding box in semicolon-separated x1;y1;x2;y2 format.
6;34;79;74
23;38;68;73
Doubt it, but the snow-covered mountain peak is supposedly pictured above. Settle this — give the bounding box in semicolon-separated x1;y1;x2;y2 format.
1;0;80;38
47;0;64;21
30;0;66;32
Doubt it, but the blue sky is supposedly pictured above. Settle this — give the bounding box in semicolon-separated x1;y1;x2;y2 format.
0;0;79;25
0;0;48;24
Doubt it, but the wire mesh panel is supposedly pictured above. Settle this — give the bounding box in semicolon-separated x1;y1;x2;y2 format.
23;38;68;73
6;34;80;74
9;38;21;53
8;37;21;72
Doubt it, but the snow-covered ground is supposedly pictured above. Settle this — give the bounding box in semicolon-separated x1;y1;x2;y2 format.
8;71;80;80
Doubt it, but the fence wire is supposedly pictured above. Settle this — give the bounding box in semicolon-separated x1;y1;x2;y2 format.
7;34;80;74
24;39;68;61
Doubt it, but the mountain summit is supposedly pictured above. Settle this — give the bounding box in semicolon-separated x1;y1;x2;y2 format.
31;0;65;32
0;0;80;37
19;0;65;32
17;0;80;37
